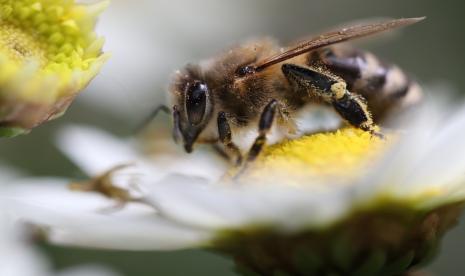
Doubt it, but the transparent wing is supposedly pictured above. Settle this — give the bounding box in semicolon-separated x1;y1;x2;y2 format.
253;17;425;72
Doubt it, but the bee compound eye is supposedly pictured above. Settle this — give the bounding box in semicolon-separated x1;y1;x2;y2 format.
186;81;208;125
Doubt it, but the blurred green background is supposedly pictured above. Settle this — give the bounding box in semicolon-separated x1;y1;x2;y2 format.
1;0;465;275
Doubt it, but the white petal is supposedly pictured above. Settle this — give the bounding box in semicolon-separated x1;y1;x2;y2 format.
0;235;50;276
407;106;465;188
56;125;141;176
0;241;49;276
0;212;49;276
0;213;121;276
146;175;353;232
56;125;227;183
356;100;465;208
2;178;212;250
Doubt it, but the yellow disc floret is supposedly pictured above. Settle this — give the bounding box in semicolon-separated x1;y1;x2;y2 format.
242;128;390;186
0;24;47;66
0;0;109;133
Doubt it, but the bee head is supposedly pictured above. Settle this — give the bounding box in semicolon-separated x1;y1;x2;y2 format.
170;65;213;153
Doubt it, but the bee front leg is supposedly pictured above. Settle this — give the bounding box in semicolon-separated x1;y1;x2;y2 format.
217;112;243;166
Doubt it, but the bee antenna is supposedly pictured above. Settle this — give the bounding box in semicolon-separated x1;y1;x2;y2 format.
134;105;170;134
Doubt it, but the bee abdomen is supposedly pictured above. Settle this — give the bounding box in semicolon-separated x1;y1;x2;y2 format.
314;47;423;121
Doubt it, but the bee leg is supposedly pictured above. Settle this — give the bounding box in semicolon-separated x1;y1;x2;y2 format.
282;64;381;137
332;91;383;138
232;100;278;180
217;112;243;166
246;99;278;163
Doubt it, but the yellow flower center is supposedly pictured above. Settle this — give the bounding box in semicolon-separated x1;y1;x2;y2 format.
0;24;47;66
241;128;390;186
0;0;102;73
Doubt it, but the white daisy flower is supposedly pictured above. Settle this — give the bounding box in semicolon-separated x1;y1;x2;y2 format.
3;100;465;275
0;166;119;276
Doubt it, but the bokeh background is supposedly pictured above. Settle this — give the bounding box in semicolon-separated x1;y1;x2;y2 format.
1;0;464;275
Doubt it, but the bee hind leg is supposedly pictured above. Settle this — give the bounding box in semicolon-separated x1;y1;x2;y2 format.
217;112;243;166
282;64;381;137
332;92;383;138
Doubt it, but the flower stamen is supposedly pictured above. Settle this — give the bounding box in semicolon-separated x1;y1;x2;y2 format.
69;164;136;204
68;163;155;212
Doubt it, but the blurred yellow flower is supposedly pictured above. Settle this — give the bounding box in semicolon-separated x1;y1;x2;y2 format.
0;0;110;137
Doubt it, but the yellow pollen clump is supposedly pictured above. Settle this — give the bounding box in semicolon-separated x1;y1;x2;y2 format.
242;128;390;186
331;82;346;99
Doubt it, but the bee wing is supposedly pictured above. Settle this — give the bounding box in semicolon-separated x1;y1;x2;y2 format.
286;17;394;46
254;17;425;71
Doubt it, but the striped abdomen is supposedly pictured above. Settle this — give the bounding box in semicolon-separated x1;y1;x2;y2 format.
311;46;422;121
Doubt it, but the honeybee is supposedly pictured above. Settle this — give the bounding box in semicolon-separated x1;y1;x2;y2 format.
143;17;424;166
